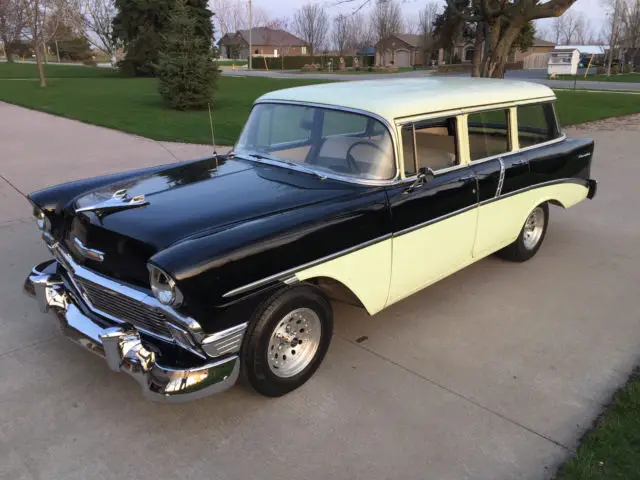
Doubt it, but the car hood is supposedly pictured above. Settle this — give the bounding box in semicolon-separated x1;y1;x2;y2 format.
73;156;358;251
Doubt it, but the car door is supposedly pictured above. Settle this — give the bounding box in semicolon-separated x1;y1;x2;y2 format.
467;107;530;258
385;117;478;306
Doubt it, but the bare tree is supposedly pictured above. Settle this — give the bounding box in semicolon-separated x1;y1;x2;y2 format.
418;2;438;66
211;0;268;36
293;3;328;55
0;0;27;62
371;0;402;42
333;13;351;54
78;0;120;66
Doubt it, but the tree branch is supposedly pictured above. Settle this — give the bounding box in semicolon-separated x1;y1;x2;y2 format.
531;0;578;20
446;0;482;22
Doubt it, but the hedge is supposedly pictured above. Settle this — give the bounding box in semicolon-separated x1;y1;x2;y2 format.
251;55;364;70
437;61;524;74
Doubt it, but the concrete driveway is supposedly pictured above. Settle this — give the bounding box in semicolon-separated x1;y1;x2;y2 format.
1;102;638;480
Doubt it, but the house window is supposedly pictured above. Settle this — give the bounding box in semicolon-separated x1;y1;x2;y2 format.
517;103;561;148
402;117;459;176
301;46;307;54
465;48;474;62
467;109;511;161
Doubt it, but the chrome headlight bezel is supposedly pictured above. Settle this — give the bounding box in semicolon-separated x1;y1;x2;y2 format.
148;264;183;307
32;205;51;232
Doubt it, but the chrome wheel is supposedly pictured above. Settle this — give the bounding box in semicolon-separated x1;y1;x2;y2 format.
523;206;545;250
267;308;322;378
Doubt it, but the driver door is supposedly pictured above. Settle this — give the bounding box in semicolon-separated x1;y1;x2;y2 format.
386;116;478;306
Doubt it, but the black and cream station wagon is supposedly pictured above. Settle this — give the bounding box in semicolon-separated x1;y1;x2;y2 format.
24;78;596;401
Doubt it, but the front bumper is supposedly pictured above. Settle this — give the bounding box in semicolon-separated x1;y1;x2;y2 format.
24;260;240;403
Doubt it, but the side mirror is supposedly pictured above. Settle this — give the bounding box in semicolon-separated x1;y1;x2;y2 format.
404;167;435;194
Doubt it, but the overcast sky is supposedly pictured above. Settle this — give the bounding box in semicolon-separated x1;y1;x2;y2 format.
244;0;607;36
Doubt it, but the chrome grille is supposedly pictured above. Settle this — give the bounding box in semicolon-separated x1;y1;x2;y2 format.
74;276;172;338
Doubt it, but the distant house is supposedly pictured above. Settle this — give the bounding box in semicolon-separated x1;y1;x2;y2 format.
443;37;556;69
218;27;308;59
375;34;428;67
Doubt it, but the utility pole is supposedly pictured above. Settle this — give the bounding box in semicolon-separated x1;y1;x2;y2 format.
248;0;252;70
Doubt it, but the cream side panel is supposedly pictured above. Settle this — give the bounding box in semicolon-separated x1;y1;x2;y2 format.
473;182;589;257
294;239;392;315
387;209;477;306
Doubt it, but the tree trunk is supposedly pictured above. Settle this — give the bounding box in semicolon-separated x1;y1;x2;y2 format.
4;42;15;63
471;24;485;77
35;42;47;87
481;22;522;78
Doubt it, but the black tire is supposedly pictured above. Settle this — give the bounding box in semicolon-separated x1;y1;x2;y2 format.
496;202;549;262
241;284;333;397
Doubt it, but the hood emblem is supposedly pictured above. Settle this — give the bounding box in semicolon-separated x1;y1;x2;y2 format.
75;189;148;215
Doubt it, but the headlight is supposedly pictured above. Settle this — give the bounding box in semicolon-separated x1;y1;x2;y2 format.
32;206;51;232
148;264;183;307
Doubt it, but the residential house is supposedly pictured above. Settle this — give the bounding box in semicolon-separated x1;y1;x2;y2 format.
443;37;556;69
375;34;431;67
218;27;308;59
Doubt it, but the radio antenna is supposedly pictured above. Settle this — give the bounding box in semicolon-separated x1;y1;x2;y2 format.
208;102;219;169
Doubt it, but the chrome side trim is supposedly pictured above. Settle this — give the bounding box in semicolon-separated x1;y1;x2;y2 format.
73;237;105;263
393;204;478;237
495;158;506;198
222;234;393;298
222;177;589;299
478;177;588;206
201;322;248;357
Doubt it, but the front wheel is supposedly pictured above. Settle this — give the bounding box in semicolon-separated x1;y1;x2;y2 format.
496;203;549;262
242;285;333;397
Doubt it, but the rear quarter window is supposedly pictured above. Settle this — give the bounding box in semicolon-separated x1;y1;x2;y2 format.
517;103;561;148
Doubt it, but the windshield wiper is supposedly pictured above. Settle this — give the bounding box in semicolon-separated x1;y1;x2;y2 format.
243;152;327;180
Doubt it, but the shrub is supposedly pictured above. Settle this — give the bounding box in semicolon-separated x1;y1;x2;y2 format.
156;0;218;109
612;64;621;74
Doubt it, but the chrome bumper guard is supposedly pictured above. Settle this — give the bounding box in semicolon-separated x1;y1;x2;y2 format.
24;260;240;403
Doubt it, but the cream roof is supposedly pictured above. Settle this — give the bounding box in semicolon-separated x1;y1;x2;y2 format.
257;77;556;124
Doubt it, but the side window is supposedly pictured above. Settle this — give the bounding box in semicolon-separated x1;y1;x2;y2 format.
468;109;510;161
402;117;459;176
517;103;560;148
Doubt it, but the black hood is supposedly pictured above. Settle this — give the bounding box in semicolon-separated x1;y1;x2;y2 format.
74;156;358;251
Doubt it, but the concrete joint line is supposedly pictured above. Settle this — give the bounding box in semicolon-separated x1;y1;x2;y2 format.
0;335;59;361
336;335;572;452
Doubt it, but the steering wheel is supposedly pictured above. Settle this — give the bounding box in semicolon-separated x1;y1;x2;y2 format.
345;140;385;174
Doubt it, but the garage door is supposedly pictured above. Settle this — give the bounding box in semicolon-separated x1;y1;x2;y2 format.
395;50;411;67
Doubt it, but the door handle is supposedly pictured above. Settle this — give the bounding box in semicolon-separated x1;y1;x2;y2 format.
512;159;528;166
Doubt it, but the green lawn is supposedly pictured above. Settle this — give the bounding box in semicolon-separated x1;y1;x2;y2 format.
0;74;326;145
554;73;640;83
0;62;117;78
0;62;639;144
555;368;640;480
217;59;247;66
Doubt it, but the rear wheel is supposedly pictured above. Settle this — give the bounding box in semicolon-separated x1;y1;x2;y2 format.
496;203;549;262
242;285;333;397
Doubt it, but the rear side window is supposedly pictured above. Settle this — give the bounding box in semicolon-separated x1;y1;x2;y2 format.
467;109;510;161
517;103;560;148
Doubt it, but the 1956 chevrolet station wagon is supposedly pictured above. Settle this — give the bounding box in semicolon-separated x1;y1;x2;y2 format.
24;78;597;402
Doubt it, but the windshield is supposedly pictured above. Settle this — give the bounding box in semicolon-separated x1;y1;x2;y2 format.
235;103;395;181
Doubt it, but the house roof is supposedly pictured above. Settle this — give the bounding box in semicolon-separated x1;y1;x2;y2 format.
532;37;555;47
218;27;306;47
377;33;422;48
257;78;555;126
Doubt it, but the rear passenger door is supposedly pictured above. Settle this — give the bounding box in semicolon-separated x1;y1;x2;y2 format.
386;116;478;306
468;107;529;257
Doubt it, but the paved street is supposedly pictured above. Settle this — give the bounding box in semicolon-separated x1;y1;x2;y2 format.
222;68;640;92
0;102;639;480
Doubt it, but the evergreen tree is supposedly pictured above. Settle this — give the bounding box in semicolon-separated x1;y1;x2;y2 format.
156;0;218;109
112;0;213;77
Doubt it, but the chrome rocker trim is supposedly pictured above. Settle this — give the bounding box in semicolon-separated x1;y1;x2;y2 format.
24;260;240;403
